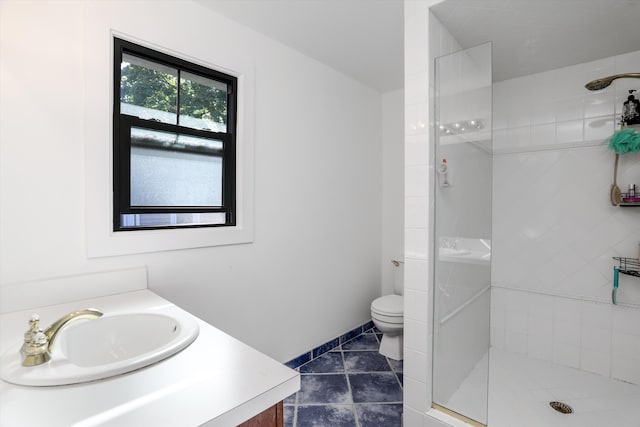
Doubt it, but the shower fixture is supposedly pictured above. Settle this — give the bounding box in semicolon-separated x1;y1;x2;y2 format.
585;73;640;91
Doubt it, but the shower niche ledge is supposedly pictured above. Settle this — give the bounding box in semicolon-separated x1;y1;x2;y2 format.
438;237;491;265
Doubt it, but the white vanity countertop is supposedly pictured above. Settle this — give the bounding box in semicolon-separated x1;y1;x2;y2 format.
0;290;300;426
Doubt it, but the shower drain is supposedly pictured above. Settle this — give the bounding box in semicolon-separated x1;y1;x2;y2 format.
549;401;573;414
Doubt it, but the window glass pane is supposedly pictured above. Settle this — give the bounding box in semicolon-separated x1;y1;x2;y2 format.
130;128;223;207
179;71;228;132
120;212;226;229
121;53;178;124
130;127;223;154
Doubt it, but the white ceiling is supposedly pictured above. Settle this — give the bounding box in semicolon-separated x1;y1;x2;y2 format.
195;0;404;93
431;0;640;82
195;0;640;92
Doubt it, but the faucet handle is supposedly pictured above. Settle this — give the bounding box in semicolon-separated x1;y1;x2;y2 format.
21;314;51;366
23;315;45;343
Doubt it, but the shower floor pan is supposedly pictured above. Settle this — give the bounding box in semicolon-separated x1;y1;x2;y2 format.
445;348;640;427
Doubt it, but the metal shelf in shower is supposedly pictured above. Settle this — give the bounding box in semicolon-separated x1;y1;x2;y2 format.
612;257;640;304
619;191;640;207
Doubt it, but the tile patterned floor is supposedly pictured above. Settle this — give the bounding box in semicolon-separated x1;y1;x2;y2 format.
284;329;403;427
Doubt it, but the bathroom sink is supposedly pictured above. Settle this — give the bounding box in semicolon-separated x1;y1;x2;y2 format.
0;309;199;386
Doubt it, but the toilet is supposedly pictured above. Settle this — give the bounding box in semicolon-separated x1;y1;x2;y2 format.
371;261;404;360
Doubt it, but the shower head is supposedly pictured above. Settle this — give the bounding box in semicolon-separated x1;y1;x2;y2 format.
585;73;640;91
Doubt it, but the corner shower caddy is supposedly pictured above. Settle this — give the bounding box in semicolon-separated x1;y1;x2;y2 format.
619;190;640;207
612;257;640;304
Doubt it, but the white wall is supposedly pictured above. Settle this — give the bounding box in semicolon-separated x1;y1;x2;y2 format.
0;0;385;363
382;89;405;295
491;50;640;385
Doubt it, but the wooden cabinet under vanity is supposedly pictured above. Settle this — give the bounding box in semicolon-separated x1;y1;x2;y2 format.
238;401;284;427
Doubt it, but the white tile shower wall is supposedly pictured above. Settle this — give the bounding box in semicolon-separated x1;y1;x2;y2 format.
612;305;640;385
404;2;460;425
433;291;490;405
492;49;640;386
491;287;640;385
493;51;640;153
404;2;450;424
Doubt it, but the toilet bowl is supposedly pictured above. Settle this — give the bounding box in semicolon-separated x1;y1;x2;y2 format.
371;294;404;360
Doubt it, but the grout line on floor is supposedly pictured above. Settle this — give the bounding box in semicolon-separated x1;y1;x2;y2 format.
285;325;403;426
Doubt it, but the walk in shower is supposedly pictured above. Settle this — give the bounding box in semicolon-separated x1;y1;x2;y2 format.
429;1;640;426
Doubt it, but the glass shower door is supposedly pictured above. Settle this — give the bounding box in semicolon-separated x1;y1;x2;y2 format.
432;42;492;426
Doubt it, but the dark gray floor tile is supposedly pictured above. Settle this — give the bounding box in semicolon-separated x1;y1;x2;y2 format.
387;357;403;372
285;392;297;404
287;329;404;426
284;404;295;427
355;403;403;427
349;373;404;403
296;405;357;427
343;351;391;372
342;333;380;351
298;374;352;404
300;352;344;374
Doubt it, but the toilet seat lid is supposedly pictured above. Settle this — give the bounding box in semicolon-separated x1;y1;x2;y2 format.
371;294;403;316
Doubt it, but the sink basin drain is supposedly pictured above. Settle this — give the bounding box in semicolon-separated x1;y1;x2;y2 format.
549;401;573;414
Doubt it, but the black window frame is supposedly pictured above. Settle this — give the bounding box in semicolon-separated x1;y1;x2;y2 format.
113;37;237;232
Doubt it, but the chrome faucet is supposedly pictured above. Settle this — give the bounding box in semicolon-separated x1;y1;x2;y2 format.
20;309;103;367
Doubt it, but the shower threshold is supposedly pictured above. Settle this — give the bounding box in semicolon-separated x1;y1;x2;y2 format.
431;403;486;426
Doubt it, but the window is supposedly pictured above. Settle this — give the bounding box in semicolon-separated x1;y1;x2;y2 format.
113;38;237;231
